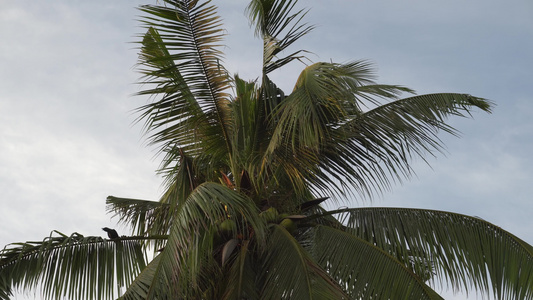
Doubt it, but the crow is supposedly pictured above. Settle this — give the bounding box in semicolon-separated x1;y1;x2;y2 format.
102;227;119;239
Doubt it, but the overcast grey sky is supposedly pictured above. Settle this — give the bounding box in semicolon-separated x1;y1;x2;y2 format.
1;0;532;299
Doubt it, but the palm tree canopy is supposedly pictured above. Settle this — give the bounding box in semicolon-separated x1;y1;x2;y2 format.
2;0;532;299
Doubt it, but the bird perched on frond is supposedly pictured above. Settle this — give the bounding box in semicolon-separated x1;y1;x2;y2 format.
102;227;119;239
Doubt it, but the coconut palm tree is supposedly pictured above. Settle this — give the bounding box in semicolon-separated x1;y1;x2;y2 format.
1;0;532;299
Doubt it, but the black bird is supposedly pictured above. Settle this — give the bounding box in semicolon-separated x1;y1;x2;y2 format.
102;227;119;239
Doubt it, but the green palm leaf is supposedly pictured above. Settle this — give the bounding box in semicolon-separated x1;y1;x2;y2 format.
331;207;533;299
136;0;232;170
306;225;444;299
0;231;146;300
142;182;267;298
317;92;493;198
269;61;410;152
247;0;314;74
220;240;261;299
259;224;349;299
106;197;171;252
119;254;163;300
264;61;492;200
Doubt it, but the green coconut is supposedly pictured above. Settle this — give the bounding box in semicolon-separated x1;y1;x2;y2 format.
280;218;297;233
219;219;236;233
259;207;279;223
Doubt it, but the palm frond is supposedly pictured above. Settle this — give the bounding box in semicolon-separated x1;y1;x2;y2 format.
264;61;413;199
157;145;205;206
227;75;274;195
0;273;10;300
220;240;261;299
269;62;378;152
136;0;232;163
331;207;533;299
317;93;493;199
306;225;444;299
229;76;261;164
247;0;314;74
259;224;350;299
119;254;163;300
106;197;171;252
233;74;298;198
140;182;267;298
0;231;147;300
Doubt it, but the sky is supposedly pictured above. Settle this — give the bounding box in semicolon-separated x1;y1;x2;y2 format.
1;0;532;299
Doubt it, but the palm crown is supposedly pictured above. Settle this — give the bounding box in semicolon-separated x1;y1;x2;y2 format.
1;0;532;299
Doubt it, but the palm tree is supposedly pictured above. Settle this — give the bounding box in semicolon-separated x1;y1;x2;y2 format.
1;0;532;299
